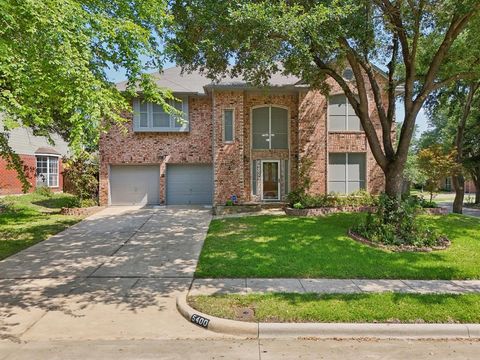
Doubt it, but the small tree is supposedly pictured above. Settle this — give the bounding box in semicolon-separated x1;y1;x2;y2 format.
417;145;460;202
62;152;99;206
404;153;428;191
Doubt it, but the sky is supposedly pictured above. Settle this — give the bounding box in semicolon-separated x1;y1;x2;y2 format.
106;63;431;138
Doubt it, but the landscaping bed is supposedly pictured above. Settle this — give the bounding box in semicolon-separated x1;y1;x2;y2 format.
188;293;480;323
347;229;451;252
60;205;105;216
196;213;480;279
285;206;447;217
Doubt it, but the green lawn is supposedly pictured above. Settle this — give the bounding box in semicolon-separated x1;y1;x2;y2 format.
189;293;480;323
196;214;480;279
0;192;83;260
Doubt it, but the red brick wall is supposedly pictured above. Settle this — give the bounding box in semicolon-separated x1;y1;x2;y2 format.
298;77;386;196
0;155;63;195
212;91;246;204
99;96;213;205
100;76;389;205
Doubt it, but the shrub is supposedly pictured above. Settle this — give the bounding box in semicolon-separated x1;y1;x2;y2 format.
34;186;54;197
62;152;99;205
293;202;304;209
286;189;377;208
225;199;234;206
63;196;98;208
352;194;444;248
404;194;438;208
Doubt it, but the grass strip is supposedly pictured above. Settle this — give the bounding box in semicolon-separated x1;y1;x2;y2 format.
189;293;480;323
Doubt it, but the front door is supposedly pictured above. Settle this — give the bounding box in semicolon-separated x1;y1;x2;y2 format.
262;161;280;200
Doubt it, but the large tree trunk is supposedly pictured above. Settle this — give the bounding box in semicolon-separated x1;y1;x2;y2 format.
384;164;404;199
452;175;465;214
472;169;480;204
451;84;479;213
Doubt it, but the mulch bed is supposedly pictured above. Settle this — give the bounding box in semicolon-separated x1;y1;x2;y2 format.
60;206;105;216
347;229;451;253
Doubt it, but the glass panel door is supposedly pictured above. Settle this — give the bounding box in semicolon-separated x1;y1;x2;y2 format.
262;161;279;200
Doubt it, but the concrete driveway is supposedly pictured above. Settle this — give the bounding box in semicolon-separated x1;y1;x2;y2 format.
0;206;226;343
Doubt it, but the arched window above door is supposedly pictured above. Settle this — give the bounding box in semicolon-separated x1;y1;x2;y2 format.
252;106;288;149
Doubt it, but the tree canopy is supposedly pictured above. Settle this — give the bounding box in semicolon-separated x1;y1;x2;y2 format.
166;0;480;197
0;0;170;189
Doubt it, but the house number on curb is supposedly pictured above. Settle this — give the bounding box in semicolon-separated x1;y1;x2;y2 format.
191;314;210;328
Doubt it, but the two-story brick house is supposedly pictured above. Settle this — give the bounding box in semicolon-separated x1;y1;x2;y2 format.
99;66;386;206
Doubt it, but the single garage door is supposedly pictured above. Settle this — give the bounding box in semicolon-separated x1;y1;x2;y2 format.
110;165;160;205
166;164;213;205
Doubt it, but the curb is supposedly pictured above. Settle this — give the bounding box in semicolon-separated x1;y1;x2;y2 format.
176;293;258;337
177;293;480;339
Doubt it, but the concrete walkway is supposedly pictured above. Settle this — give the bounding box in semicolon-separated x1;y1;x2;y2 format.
189;278;480;295
0;206;228;343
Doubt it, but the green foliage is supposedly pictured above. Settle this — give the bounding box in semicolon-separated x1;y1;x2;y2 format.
197;213;480;279
353;195;443;248
66;197;98;208
0;0;172;185
62;152;99;204
0;192;82;260
34;186;54;198
287;189;377;209
190;293;480;324
417;145;460;201
225;199;234;206
404;154;428;187
293;202;304;210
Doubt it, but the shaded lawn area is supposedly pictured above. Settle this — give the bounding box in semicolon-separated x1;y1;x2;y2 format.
196;214;480;279
189;293;480;323
0;193;83;260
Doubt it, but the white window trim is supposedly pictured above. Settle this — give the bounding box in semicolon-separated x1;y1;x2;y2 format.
132;97;189;132
222;108;235;143
36;155;59;188
260;160;281;201
327;95;363;132
327;153;366;194
251;105;289;150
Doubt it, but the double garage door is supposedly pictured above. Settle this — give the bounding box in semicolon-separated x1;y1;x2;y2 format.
109;164;212;205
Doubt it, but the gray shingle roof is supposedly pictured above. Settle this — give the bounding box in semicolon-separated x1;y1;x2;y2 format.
116;66;302;95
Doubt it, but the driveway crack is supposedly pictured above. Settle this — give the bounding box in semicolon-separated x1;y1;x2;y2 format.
87;213;155;278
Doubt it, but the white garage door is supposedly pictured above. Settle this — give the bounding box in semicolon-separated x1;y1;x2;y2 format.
110;165;160;205
166;164;213;205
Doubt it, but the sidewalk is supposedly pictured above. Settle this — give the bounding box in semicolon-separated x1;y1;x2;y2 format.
189;278;480;295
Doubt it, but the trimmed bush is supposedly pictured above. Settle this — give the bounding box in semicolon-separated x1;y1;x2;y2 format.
352;194;446;248
287;190;378;209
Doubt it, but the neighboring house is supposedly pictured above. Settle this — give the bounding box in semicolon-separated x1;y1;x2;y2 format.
440;176;477;193
99;66;388;206
0;118;69;195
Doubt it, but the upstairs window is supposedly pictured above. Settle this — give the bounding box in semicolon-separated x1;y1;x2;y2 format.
223;109;234;143
328;94;362;131
133;97;189;132
252;106;288;149
36;156;59;188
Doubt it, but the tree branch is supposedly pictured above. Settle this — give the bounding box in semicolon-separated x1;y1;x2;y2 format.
338;38;395;160
311;52;388;170
416;6;480;103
